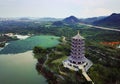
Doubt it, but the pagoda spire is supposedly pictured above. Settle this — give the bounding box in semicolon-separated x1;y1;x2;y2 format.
72;30;84;39
77;30;80;35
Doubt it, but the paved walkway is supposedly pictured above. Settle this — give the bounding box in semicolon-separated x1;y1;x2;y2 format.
79;66;94;84
63;60;94;84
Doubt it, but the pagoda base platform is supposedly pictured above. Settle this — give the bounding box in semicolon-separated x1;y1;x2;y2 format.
62;58;93;72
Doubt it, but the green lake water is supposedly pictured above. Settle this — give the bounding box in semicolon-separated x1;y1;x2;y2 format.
0;35;59;54
0;35;59;84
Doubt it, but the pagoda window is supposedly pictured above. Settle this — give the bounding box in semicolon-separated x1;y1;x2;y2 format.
86;63;88;65
73;65;78;68
72;46;74;48
72;42;75;44
84;65;86;67
68;63;72;66
73;61;76;64
69;60;72;63
78;62;81;64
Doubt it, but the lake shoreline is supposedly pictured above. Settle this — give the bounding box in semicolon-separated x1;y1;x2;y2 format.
0;50;47;84
14;34;30;40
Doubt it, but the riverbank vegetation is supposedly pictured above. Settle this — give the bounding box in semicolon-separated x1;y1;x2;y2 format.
33;35;120;84
33;40;93;84
0;42;5;47
0;35;18;47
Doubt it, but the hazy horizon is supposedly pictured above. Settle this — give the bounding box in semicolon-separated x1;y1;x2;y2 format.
0;0;120;18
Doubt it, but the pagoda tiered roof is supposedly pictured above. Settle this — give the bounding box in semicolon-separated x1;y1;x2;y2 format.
72;31;84;39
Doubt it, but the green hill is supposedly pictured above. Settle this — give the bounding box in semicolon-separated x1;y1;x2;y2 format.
93;13;120;29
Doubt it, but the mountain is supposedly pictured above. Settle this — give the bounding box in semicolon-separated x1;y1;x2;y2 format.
52;21;64;26
93;13;120;29
19;18;31;20
80;16;106;24
52;16;80;26
38;18;61;22
63;16;80;24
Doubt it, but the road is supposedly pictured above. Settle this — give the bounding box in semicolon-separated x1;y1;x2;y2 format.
80;23;120;32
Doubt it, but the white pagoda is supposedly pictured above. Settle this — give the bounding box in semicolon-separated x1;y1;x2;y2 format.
63;31;93;71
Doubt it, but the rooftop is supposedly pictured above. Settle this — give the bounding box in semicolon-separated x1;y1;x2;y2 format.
72;31;84;39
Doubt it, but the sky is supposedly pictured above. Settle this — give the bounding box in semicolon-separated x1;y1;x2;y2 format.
0;0;120;18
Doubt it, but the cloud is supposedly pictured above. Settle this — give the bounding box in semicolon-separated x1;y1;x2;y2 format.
80;8;112;17
0;0;120;17
93;8;112;16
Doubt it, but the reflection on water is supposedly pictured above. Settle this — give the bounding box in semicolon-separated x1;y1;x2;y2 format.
0;51;47;84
